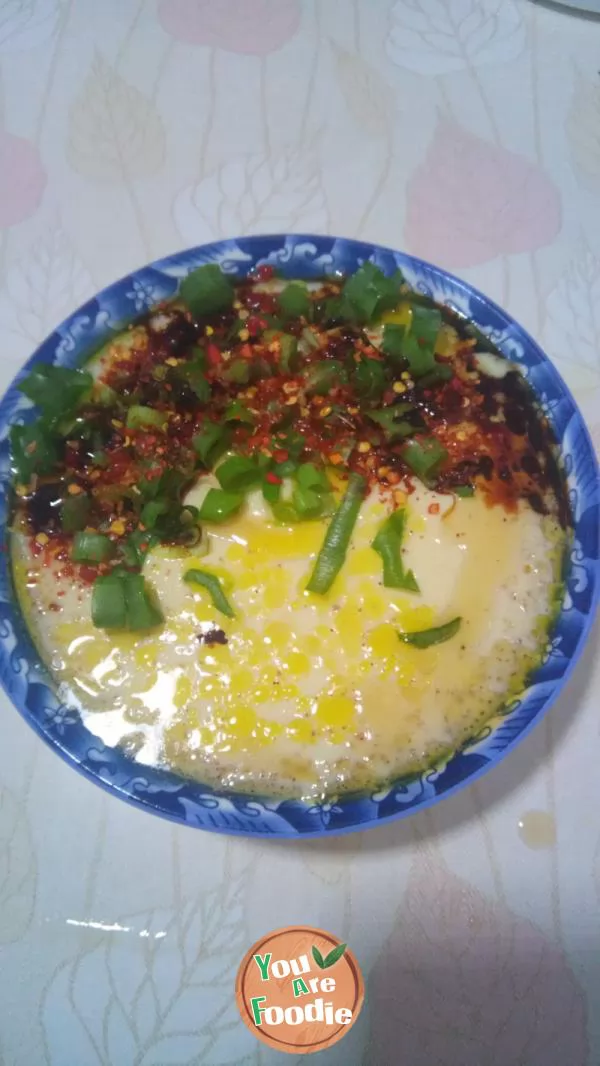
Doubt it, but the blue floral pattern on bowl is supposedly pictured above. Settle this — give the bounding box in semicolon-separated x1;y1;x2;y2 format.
0;235;598;838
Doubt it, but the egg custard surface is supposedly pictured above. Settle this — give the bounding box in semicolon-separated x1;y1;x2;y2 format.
10;263;569;799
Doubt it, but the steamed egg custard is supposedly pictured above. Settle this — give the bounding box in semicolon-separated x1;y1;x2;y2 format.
10;262;569;799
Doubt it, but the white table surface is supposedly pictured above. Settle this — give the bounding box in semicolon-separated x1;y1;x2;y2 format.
0;1;599;1063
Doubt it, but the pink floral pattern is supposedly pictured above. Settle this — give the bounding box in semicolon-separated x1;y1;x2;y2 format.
370;849;588;1066
0;129;46;228
405;117;561;268
158;0;301;55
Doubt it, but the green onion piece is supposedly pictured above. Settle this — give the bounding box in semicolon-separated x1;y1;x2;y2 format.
177;353;211;402
61;493;91;533
278;283;311;320
353;357;386;399
305;360;346;395
398;616;461;648
18;365;93;423
262;478;282;505
367;404;416;442
280;334;299;373
455;484;475;498
401;334;437;378
193;424;231;467
372;509;419;591
292;485;331;519
126;405;166;431
95;384;117;406
276;429;306;459
216;455;261;493
271;501;302;524
382;324;408;361
198;488;243;523
92;573;128;628
417;364;453;388
296;463;330;493
224;400;256;425
411;305;442;348
140;499;170;530
121;530;158;569
10;423;59;481
92;450;108;468
124;573;164;630
184;568;235;618
274;458;298;477
401;437;448;485
179;263;234;318
306;472;366;594
224;359;250;385
341;263;404;325
71;531;115;563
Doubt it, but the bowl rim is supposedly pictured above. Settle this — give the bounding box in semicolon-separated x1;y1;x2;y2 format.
0;233;598;838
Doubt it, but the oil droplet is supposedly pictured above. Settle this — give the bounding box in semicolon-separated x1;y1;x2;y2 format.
517;809;556;850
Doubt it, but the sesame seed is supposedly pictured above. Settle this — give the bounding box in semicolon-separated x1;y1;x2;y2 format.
205;325;214;336
393;382;406;394
239;328;250;342
358;441;371;453
165;357;179;367
35;533;48;546
320;406;332;418
67;484;82;495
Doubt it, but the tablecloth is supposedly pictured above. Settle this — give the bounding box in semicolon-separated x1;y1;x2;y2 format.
0;1;599;1063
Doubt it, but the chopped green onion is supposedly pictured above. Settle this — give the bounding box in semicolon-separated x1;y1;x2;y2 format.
262;477;282;505
216;455;262;493
179;263;234;318
382;324;408;361
305;360;346;395
61;493;91;533
176;352;211;402
455;484;475;498
341;262;404;325
353;357;387;400
121;530;158;569
296;463;330;493
10;422;59;481
292;485;331;519
401;437;448;485
278;282;311;320
198;488;243;523
306;472;366;594
126;405;167;431
193;424;231;467
184;568;235;618
372;509;419;592
417;364;453;388
367;404;417;442
280;334;299;373
92;573;127;628
95;384;117;406
398;616;461;648
125;573;164;630
224;359;250;385
274;458;299;477
18;365;93;423
140;499;170;530
224;400;255;425
71;531;115;563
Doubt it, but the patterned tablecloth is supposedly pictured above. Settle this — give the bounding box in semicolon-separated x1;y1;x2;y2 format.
0;1;599;1063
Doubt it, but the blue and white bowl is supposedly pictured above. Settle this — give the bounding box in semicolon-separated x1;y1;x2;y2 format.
0;235;598;838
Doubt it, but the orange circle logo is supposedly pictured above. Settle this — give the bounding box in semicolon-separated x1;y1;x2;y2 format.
235;925;364;1055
